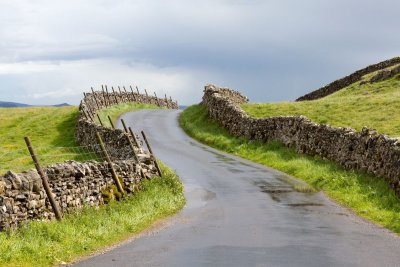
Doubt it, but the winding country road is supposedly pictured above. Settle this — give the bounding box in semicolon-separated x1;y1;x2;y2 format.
75;109;400;267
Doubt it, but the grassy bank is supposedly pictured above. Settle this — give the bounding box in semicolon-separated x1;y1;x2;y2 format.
180;104;400;233
96;103;161;128
0;163;185;267
242;72;400;137
0;106;95;174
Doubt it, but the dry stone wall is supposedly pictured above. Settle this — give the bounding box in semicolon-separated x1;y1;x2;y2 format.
203;84;400;194
0;87;178;230
296;57;400;101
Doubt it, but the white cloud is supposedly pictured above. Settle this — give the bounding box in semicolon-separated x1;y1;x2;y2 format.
0;0;399;105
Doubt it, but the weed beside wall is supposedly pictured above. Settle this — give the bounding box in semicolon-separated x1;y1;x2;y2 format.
203;84;400;194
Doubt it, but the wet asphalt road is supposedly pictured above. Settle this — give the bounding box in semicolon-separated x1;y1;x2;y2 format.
75;109;400;267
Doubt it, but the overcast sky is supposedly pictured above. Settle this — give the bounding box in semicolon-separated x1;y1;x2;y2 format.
0;0;399;105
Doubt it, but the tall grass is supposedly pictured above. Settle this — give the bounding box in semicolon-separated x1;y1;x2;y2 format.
0;163;185;267
180;104;400;233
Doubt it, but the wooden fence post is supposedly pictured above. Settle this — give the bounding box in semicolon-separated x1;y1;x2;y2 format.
129;86;136;101
128;127;140;148
121;120;140;163
102;85;108;107
120;119;129;133
111;87;119;104
141;131;162;177
95;133;125;194
97;114;104;126
164;94;169;108
144;89;148;97
105;85;112;105
154;92;161;106
24;137;63;221
118;86;123;102
136;86;140;95
91;87;101;110
108;115;115;129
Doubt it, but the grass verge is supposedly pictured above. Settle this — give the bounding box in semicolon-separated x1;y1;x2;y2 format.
0;162;185;267
180;104;400;233
96;103;161;128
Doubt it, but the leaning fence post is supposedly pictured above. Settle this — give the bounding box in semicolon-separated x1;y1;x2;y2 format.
141;131;162;177
108;115;115;129
164;94;169;108
95;132;125;194
24;137;63;221
121;120;140;163
102;85;108;107
129;86;136;102
97;114;104;126
120;119;129;133
91;87;101;110
112;87;119;104
128;127;140;148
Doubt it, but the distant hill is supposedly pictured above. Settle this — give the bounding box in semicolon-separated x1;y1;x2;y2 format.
0;101;71;108
0;101;31;107
52;103;71;107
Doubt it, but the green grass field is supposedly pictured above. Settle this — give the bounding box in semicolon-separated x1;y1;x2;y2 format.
0;163;185;267
242;71;400;137
180;104;400;234
0;106;92;174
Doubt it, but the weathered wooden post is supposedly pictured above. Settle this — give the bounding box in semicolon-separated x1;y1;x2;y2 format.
128;127;140;148
101;85;108;107
108;115;115;129
97;114;104;126
105;85;112;105
24;137;63;221
82;110;89;120
95;133;125;194
120;118;129;133
129;86;136;101
121;120;140;163
144;89;148;97
91;87;101;110
136;86;140;95
154;92;161;106
141;131;162;177
118;86;123;102
111;87;119;104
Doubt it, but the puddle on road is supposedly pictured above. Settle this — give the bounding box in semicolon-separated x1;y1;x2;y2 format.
185;185;217;210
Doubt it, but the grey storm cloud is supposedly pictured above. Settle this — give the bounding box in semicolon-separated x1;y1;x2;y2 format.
0;0;399;105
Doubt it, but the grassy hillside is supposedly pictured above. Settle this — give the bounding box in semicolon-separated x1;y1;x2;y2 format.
0;106;94;174
242;69;400;137
180;105;400;234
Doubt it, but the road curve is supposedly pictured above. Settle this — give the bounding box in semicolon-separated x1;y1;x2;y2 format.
75;109;400;267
